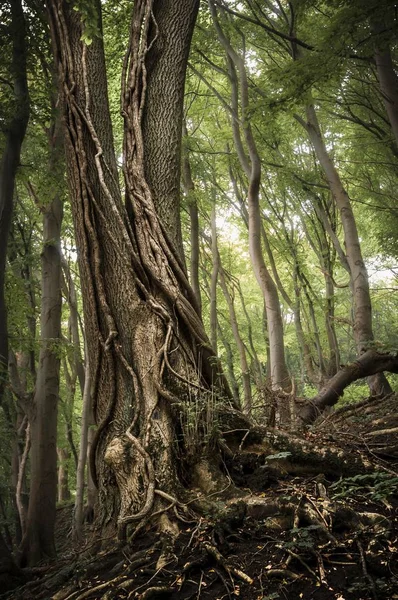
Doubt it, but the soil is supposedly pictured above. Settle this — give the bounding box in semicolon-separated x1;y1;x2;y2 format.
1;397;398;600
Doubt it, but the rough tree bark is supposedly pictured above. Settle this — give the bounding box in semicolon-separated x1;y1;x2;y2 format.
47;0;239;545
0;0;30;403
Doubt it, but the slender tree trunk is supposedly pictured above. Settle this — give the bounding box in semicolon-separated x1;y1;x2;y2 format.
86;410;97;521
299;350;398;424
217;319;240;405
237;282;264;388
210;1;290;391
374;46;398;147
57;448;71;503
210;203;218;352
16;422;30;538
292;270;317;386
297;103;391;396
300;272;326;378
20;170;63;565
324;270;340;377
62;256;85;394
74;360;91;540
182;123;202;312
0;0;29;403
372;16;398;147
218;256;252;414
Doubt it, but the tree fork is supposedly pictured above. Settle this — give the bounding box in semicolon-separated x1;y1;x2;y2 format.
48;0;239;543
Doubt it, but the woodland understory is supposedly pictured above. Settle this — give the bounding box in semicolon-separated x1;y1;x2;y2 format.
2;396;398;600
1;0;398;598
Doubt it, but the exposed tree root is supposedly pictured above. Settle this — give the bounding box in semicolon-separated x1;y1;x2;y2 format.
202;542;253;584
2;421;397;600
4;471;396;600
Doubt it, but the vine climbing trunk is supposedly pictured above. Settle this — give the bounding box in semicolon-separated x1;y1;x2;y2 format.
48;0;239;545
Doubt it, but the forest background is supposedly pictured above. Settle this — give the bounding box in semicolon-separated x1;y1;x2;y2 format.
1;0;398;598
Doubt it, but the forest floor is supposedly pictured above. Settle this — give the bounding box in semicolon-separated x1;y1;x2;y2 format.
2;394;398;600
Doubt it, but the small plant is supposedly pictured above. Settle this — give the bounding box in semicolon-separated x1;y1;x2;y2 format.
330;472;398;502
280;525;319;553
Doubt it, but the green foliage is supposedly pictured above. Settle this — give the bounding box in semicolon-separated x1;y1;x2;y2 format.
72;0;101;45
330;472;398;502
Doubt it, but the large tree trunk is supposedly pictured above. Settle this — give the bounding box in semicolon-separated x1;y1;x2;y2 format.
20;143;63;565
0;0;29;404
141;0;198;260
48;0;236;543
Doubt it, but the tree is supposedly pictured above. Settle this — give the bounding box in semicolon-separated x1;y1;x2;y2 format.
46;0;239;546
19;117;64;566
208;0;291;392
0;0;29;403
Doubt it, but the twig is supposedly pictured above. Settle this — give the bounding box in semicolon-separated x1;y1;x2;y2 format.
203;542;253;585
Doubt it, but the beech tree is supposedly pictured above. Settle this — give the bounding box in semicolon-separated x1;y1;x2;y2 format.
1;3;398;598
0;0;29;403
46;0;241;547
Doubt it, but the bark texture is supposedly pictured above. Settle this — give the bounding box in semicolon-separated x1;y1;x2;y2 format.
142;0;199;258
48;0;234;540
